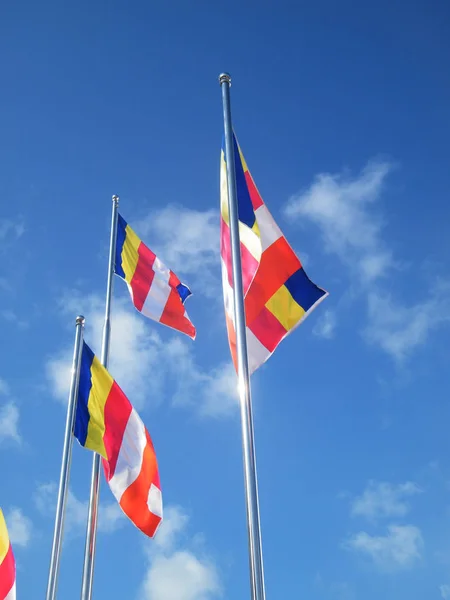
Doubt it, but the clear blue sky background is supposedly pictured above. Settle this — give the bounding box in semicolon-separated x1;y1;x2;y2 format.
1;1;450;599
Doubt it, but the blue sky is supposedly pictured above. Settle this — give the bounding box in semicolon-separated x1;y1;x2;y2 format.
1;1;450;598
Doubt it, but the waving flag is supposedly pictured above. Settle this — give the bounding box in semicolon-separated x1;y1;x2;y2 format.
74;342;162;538
115;214;195;339
220;134;328;373
0;509;16;600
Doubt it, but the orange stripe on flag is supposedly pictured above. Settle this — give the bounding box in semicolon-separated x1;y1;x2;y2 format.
119;430;162;537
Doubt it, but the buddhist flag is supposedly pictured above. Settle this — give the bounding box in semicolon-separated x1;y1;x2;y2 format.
220;134;328;373
0;509;16;600
115;214;196;339
74;342;163;538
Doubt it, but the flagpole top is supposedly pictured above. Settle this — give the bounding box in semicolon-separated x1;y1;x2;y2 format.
75;315;85;326
219;73;231;86
112;195;119;204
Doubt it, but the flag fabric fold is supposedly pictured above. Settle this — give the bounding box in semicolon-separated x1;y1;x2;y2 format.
115;214;196;339
0;509;16;600
220;134;328;374
74;342;163;538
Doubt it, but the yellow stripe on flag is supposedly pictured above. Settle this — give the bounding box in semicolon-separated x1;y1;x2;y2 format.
265;285;305;331
121;225;141;283
0;510;10;564
85;356;114;458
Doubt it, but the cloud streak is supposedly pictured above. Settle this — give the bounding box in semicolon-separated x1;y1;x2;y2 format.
46;292;238;418
140;505;222;600
344;524;423;570
285;160;450;362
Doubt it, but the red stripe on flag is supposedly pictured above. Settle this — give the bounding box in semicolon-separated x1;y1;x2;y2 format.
160;290;196;339
168;270;181;289
0;544;15;599
248;306;287;352
102;382;133;481
130;242;156;312
244;171;264;210
119;429;162;537
245;237;301;323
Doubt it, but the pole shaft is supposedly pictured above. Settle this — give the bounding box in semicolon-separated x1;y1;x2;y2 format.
46;315;85;600
219;74;266;600
80;195;119;600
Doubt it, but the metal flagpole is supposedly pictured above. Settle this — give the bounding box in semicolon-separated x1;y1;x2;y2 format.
80;195;119;600
46;315;85;600
219;73;266;600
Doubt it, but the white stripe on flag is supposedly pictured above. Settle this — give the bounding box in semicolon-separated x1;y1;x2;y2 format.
246;328;270;374
147;483;163;518
254;203;282;251
109;409;146;501
5;582;16;600
141;256;171;321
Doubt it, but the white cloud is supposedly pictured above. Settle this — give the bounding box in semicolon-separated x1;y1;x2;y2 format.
135;205;220;296
364;287;450;362
351;480;421;520
285;160;393;283
46;293;238;418
313;309;336;339
0;401;21;445
440;584;450;599
5;508;32;547
152;505;189;552
34;482;124;537
142;551;221;600
344;524;423;570
140;505;221;600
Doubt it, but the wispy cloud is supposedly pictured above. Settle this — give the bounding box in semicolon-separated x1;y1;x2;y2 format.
440;584;450;599
1;309;28;330
344;524;423;570
140;505;222;600
351;480;422;521
0;382;21;445
34;482;124;537
364;286;450;362
313;309;337;339
285;160;394;283
284;160;450;362
46;293;237;418
0;218;25;242
5;507;32;547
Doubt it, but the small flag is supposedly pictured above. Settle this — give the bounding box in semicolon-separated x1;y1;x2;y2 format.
0;509;16;600
115;214;196;339
74;342;163;538
220;134;328;373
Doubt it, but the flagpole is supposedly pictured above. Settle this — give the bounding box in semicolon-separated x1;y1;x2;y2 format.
219;73;266;600
46;315;85;600
80;195;119;600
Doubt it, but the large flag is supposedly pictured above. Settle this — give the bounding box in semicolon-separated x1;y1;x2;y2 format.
220;134;328;373
0;509;16;600
115;214;196;339
74;342;163;538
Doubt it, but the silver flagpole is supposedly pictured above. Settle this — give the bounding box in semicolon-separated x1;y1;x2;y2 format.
219;73;266;600
80;195;119;600
46;315;85;600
